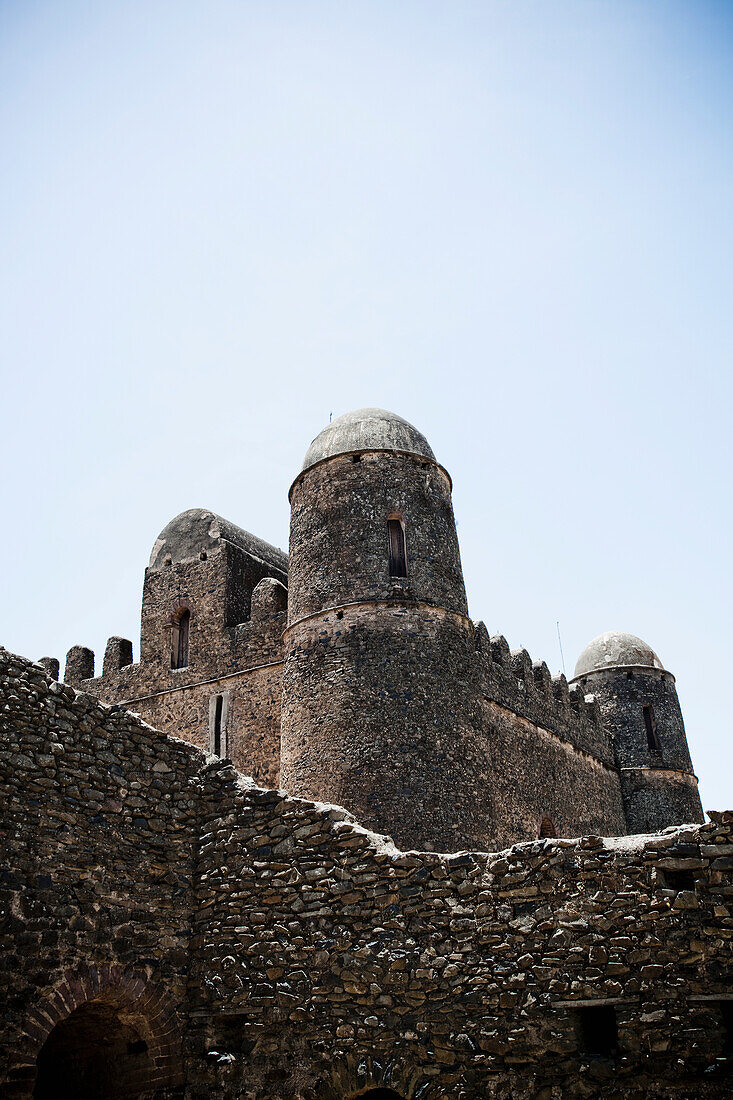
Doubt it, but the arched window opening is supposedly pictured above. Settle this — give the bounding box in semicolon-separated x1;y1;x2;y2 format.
33;1001;153;1100
387;516;407;578
539;816;556;838
171;608;190;669
642;704;660;751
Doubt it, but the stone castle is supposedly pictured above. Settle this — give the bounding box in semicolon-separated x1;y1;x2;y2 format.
51;408;704;850
1;408;730;1099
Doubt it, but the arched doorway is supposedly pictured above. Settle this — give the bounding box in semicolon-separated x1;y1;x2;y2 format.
33;1000;153;1100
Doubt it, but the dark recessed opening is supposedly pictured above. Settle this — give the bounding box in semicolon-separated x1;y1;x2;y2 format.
353;1091;405;1100
336;610;344;620
643;703;660;751
626;671;634;680
352;454;361;463
214;1014;256;1056
387;518;407;578
171;608;190;669
663;868;695;892
34;1001;153;1100
575;1005;618;1059
720;1002;733;1055
212;694;223;757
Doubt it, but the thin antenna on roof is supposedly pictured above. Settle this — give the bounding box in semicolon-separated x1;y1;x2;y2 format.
329;411;333;422
556;620;566;677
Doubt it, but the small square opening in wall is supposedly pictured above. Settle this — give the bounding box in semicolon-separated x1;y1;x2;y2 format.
209;1014;256;1056
575;1005;618;1059
663;868;696;892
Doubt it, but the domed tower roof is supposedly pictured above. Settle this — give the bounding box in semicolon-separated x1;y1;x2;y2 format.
149;509;287;572
301;408;436;473
573;631;664;678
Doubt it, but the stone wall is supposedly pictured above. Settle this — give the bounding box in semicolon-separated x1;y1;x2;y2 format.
478;698;626;848
0;647;202;1098
1;647;731;1099
474;628;611;762
63;544;288;786
188;772;732;1099
473;627;627;848
281;602;486;852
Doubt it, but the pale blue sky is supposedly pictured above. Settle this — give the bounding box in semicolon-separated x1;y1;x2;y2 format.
1;1;731;813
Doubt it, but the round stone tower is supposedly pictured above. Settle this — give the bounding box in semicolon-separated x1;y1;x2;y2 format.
572;631;704;833
280;408;488;852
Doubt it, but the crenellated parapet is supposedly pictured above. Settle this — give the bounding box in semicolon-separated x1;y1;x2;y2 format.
473;624;614;766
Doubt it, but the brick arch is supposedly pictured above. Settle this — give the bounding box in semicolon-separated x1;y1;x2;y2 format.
12;963;183;1097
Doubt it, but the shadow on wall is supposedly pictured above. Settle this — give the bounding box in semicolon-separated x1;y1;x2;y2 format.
34;1001;153;1100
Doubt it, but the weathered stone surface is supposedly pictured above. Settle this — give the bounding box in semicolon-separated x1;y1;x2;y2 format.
1;649;731;1099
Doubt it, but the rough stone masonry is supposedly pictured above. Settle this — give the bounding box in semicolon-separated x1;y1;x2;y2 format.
0;408;727;1098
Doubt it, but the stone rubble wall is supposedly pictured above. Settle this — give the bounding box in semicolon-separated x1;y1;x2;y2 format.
0;647;205;1097
3;646;730;1099
189;766;733;1099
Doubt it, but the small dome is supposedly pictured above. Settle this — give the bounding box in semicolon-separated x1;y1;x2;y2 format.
301;408;435;472
149;509;287;572
574;631;664;678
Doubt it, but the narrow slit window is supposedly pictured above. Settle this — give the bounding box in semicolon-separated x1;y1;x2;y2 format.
388;518;407;577
212;694;223;756
171;609;190;669
209;693;228;757
642;703;660;751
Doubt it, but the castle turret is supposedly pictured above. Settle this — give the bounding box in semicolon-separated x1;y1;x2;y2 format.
572;631;704;833
280;408;488;852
